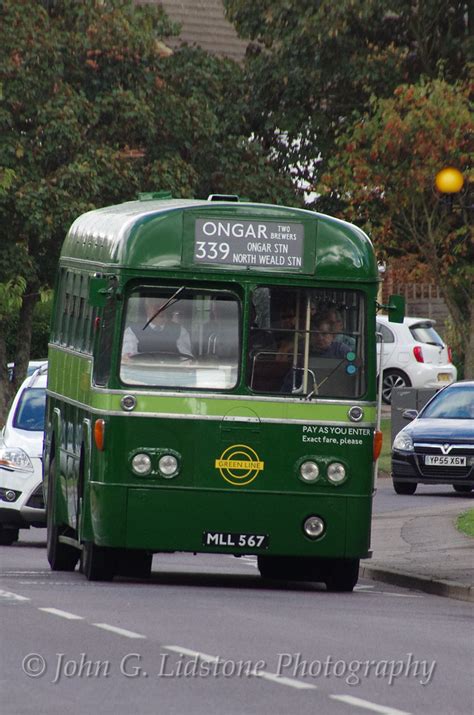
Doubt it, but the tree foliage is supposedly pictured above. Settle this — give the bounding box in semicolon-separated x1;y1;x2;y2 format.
224;0;472;183
320;78;473;376
0;0;298;420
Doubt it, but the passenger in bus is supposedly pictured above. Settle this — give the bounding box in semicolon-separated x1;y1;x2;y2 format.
272;300;300;362
122;297;193;360
310;313;350;359
325;306;356;351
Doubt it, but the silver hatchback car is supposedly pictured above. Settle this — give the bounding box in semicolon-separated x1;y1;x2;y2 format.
0;366;47;545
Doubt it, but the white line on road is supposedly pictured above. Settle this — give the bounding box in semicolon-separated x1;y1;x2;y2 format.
330;694;411;715
163;646;317;690
92;623;146;639
163;645;220;662
254;671;317;690
39;608;84;620
0;589;30;601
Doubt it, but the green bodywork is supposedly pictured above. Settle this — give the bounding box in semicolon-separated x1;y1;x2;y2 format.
45;198;380;559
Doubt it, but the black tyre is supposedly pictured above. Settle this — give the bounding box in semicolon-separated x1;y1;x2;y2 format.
393;479;417;495
324;558;360;592
257;555;325;582
382;369;411;404
453;485;473;494
47;458;80;571
117;549;153;579
82;541;117;582
0;526;19;546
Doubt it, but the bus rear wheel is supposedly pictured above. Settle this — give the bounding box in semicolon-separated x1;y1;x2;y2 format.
257;555;326;583
47;458;80;571
324;558;360;592
82;541;117;582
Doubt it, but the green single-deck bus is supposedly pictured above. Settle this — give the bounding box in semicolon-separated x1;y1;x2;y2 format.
44;193;402;590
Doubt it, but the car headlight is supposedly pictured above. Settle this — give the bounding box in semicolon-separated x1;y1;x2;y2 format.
393;431;414;452
0;447;34;473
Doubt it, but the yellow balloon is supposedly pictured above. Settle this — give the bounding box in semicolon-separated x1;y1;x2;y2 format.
435;167;464;194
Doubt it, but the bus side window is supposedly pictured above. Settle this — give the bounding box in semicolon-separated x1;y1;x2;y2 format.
94;297;116;386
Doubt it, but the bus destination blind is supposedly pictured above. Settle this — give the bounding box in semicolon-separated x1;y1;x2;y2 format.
194;218;304;269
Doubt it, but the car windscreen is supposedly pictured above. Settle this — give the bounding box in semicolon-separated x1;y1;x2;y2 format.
409;322;444;347
421;385;474;419
13;388;46;431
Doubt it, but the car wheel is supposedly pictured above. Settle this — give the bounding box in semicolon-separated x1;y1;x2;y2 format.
382;369;411;404
393;479;417;495
47;458;80;571
453;485;473;494
324;558;360;592
0;526;19;546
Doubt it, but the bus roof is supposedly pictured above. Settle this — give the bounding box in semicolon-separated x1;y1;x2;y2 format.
61;197;378;282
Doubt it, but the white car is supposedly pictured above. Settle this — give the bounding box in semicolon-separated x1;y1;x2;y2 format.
376;316;457;404
0;366;47;545
7;359;47;382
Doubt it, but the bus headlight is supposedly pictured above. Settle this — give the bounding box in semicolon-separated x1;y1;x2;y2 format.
327;462;346;484
299;461;320;483
303;516;325;539
158;454;178;478
131;453;152;476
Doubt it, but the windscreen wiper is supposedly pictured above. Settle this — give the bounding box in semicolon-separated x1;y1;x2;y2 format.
142;286;185;330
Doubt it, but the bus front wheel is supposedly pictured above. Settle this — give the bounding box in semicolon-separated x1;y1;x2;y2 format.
116;549;153;579
82;541;117;582
47;458;80;571
324;558;360;592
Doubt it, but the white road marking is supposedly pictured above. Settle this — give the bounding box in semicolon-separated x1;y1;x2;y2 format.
39;608;84;620
93;623;146;639
331;694;411;714
254;671;317;690
357;591;422;599
163;645;220;662
163;646;316;690
0;589;30;601
354;585;375;591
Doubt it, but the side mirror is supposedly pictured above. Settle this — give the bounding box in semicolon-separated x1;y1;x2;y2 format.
387;294;405;324
402;409;418;421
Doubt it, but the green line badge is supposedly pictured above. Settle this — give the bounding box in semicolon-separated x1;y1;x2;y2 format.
215;444;264;486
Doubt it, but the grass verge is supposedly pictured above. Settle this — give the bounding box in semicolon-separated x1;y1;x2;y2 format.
457;509;474;538
378;418;392;475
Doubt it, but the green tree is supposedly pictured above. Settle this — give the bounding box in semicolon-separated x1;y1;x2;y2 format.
0;0;298;421
320;79;473;377
224;0;472;185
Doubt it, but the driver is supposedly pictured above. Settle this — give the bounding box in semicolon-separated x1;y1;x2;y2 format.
122;297;193;360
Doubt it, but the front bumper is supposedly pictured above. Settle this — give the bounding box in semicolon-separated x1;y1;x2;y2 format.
392;451;474;487
0;465;46;527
